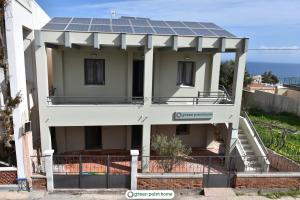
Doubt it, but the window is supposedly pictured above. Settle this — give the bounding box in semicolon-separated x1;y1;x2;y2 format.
85;126;102;149
177;61;195;86
84;59;105;85
176;124;189;135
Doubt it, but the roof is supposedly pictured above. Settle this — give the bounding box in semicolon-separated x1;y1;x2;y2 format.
41;16;236;38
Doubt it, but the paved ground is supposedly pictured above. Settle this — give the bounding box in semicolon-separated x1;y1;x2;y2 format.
0;190;299;200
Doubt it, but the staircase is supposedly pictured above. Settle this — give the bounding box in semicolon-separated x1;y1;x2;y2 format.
238;129;263;172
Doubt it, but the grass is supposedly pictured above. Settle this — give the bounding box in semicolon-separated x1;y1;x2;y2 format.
247;109;300;162
258;189;300;199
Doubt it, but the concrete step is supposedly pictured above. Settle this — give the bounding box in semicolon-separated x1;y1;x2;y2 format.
204;188;236;197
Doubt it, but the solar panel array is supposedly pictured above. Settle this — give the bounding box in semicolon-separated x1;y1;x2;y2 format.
42;17;236;37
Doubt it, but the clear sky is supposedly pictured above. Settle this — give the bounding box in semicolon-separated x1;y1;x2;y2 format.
36;0;300;64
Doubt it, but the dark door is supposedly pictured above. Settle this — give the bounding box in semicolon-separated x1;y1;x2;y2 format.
131;125;142;149
132;60;144;97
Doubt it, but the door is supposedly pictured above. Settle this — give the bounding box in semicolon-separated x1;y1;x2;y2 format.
132;60;144;97
131;125;142;149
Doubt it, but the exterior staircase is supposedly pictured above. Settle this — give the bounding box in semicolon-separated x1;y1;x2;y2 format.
238;129;263;172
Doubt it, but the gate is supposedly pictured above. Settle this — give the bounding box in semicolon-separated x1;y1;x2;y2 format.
202;156;235;188
53;155;131;189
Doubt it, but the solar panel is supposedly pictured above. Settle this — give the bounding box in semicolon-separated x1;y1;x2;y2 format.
112;25;133;33
66;24;89;31
183;22;204;28
90;25;111;32
210;29;235;37
42;17;237;38
130;19;149;26
192;29;215;36
92;18;111;25
153;27;175;35
42;23;67;31
173;28;195;35
71;18;91;24
148;20;168;27
112;19;130;25
133;26;155;34
199;22;221;29
49;17;72;24
165;21;186;27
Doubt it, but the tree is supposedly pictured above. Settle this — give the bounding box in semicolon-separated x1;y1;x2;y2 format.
219;60;252;92
262;71;279;84
151;134;191;172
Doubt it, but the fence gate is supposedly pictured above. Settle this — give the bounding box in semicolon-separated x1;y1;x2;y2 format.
202;157;235;188
53;155;131;189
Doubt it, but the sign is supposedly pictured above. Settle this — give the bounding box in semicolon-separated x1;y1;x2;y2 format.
174;112;213;120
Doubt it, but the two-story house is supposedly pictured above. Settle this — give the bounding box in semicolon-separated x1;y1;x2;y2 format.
35;16;260;175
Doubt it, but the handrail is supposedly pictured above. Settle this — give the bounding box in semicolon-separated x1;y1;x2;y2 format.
243;111;269;156
219;85;232;101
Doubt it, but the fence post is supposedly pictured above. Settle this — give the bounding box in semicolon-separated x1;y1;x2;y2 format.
130;150;139;190
43;149;54;192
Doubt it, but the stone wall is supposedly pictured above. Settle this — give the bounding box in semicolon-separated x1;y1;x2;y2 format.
234;174;300;189
138;178;202;190
0;170;17;184
268;149;300;172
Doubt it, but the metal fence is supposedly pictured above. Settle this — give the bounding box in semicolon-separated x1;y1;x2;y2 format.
30;155;46;175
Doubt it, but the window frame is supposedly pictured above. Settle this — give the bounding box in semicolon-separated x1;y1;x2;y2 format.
177;61;195;87
84;59;105;85
176;124;189;135
84;126;102;150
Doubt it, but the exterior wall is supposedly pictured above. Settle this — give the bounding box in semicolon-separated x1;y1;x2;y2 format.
138;178;202;189
152;124;209;148
55;126;128;153
4;0;49;179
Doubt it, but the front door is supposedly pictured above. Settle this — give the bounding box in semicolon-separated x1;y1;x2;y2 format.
132;60;144;97
131;125;142;149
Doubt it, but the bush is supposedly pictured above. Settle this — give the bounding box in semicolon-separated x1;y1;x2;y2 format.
151;134;191;172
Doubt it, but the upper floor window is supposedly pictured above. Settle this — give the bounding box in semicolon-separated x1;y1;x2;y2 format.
177;61;195;86
84;59;105;85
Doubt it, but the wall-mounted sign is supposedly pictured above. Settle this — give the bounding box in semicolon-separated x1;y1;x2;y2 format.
174;112;213;120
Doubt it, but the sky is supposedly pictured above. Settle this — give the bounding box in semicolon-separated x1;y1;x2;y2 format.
36;0;300;64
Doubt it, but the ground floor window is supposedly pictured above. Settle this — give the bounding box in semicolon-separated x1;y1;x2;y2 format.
176;124;189;135
85;126;102;149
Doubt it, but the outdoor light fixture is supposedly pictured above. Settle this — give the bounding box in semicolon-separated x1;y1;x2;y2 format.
184;56;191;60
90;52;98;57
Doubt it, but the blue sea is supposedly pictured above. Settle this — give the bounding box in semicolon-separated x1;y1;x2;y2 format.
246;62;300;78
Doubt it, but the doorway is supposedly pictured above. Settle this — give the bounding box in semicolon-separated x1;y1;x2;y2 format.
131;125;142;149
132;60;144;97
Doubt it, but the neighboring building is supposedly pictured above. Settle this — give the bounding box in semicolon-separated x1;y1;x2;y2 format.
251;75;262;84
1;0;49;180
34;16;260;172
246;83;276;93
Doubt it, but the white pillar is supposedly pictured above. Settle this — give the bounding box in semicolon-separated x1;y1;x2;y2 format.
130;150;139;190
143;46;154;105
43;149;54;191
142;124;151;172
210;53;221;92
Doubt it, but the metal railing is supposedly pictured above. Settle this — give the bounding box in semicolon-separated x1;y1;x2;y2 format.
242;111;269;156
30;156;46;175
47;96;144;105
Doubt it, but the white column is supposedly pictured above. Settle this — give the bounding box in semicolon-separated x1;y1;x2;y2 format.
143;46;154;105
210;53;221;92
43;149;54;191
130;150;139;190
142;124;151;172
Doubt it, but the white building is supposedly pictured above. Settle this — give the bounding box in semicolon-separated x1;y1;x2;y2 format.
2;0;49;179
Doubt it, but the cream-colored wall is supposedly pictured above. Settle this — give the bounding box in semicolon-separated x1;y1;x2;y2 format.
152;124;209;148
55;126;127;153
153;52;212;98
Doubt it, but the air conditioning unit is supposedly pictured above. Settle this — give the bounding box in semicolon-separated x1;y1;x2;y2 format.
23;121;31;134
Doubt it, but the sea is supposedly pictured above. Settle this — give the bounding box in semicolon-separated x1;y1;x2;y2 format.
246;62;300;78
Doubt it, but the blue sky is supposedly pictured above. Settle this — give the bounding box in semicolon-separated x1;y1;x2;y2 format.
37;0;300;64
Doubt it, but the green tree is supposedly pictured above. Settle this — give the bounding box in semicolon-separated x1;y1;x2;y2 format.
219;60;252;92
151;134;191;172
262;71;279;84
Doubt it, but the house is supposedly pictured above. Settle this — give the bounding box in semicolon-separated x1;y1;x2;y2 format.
35;16;269;187
0;0;49;184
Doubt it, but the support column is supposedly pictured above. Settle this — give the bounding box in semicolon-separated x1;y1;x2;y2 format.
130;150;139;190
142;124;151;172
143;46;154;105
43;149;54;191
210;53;221;92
